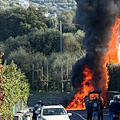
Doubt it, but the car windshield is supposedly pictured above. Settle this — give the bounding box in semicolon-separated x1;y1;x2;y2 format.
43;108;67;116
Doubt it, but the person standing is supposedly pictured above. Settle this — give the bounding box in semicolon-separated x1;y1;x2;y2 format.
35;100;43;108
98;98;104;120
86;100;93;120
113;97;119;120
24;114;30;120
32;100;43;120
92;98;99;120
32;106;38;120
108;100;114;120
24;114;27;120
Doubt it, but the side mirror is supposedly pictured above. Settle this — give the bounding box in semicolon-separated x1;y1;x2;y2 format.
68;113;72;116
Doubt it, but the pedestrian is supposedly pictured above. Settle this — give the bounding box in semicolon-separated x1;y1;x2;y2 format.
32;106;38;120
92;98;99;120
35;100;43;108
24;114;30;120
108;100;114;120
86;100;93;120
113;97;119;120
98;98;104;120
32;100;44;120
24;114;27;120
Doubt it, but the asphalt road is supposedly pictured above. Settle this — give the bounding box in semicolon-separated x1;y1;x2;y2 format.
68;109;109;120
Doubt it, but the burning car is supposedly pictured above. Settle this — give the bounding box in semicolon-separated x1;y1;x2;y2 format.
84;91;102;107
88;91;101;101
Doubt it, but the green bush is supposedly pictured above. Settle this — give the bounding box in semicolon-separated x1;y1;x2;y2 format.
0;61;29;120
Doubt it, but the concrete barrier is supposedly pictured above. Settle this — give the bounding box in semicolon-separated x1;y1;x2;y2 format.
27;92;75;107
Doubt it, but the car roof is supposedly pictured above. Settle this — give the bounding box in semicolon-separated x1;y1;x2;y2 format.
42;105;64;109
113;95;120;99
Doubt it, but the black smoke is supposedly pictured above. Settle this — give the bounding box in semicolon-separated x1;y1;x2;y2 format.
71;0;120;91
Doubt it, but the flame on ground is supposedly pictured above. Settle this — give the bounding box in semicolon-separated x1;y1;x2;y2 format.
66;16;120;110
66;65;94;110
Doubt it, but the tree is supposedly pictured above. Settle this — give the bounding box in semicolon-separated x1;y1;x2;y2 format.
0;52;5;119
29;28;60;55
63;32;81;53
48;52;85;91
31;52;48;90
108;64;120;91
0;7;48;41
74;30;85;50
46;17;59;29
74;30;85;43
58;10;76;32
0;60;29;119
0;42;5;53
7;47;32;78
4;35;30;58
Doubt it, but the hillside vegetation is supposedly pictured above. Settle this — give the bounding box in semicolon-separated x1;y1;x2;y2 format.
0;3;118;93
0;6;85;91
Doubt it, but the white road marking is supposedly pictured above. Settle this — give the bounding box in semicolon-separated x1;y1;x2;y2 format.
72;112;87;120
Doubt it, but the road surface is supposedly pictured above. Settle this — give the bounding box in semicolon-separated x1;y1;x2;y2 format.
68;109;109;120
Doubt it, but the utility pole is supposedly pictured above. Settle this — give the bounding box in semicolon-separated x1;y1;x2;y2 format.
32;64;34;89
60;21;63;91
61;63;64;92
60;21;63;54
42;67;43;81
46;62;49;91
37;62;39;80
41;67;43;91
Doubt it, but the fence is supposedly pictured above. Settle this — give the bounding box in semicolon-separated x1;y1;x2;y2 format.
31;62;74;92
13;101;25;115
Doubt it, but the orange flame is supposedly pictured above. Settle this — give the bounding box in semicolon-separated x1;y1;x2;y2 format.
104;17;120;89
100;16;120;106
66;16;120;110
66;65;94;110
89;93;99;100
106;17;120;63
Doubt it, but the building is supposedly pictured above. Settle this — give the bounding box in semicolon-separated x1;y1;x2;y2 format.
21;0;30;8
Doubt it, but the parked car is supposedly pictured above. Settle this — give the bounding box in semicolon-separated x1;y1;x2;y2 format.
113;94;120;103
37;105;72;120
13;113;24;120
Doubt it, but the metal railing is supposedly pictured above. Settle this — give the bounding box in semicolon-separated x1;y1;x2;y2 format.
13;101;24;115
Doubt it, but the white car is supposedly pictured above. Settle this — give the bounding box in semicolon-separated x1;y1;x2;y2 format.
37;105;72;120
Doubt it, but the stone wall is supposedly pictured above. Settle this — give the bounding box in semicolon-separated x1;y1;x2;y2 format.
27;92;75;107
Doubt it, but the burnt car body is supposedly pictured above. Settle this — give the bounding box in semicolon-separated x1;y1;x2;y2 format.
84;91;102;107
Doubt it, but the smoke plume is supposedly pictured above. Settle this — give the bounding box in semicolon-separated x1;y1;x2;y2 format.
72;0;120;91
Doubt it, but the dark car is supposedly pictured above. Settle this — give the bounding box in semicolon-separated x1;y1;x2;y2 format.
84;91;102;107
